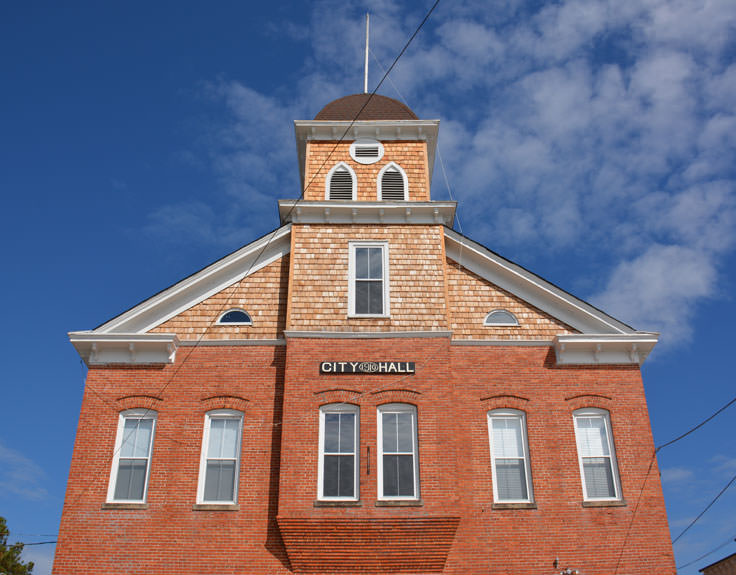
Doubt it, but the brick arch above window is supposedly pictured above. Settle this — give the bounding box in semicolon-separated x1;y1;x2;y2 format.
480;394;530;412
200;394;249;413
115;394;163;411
314;388;363;404
370;388;422;403
564;393;613;411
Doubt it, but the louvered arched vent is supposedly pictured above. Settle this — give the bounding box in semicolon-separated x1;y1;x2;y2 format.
329;167;354;200
381;167;406;201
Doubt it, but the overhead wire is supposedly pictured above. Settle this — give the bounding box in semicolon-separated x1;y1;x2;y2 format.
677;535;736;570
67;0;443;509
672;471;736;545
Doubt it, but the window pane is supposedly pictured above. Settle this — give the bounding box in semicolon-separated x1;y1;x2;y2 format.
339;413;355;454
324;413;340;453
355;281;369;314
208;418;224;457
397;454;415;497
495;459;528;500
383;454;399;496
120;418;152;458
204;460;236;502
576;417;609;457
114;459;147;501
338;455;355;497
583;457;615;498
397;412;413;452
382;413;397;452
492;418;523;458
368;248;383;279
355;248;369;279
220;419;239;459
368;281;383;314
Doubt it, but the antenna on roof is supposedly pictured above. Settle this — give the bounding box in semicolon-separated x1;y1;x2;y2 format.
363;13;370;93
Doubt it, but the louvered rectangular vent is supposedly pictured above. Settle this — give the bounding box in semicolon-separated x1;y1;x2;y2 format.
354;146;379;158
329;170;354;200
381;171;406;201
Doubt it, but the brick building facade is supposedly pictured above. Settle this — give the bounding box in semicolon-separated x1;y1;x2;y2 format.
55;94;676;574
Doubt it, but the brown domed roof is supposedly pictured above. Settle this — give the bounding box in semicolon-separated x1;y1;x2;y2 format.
314;94;418;121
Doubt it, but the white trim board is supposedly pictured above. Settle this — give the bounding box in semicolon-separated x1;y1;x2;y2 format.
94;225;291;334
444;228;636;335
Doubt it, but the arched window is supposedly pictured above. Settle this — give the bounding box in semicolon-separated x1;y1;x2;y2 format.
326;162;356;200
487;409;533;503
318;404;359;500
217;309;252;325
107;409;157;503
573;408;621;501
377;403;419;500
484;309;519;326
378;162;408;201
197;409;244;504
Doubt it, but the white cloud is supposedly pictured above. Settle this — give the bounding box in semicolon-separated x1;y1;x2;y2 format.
661;466;694;484
0;441;48;501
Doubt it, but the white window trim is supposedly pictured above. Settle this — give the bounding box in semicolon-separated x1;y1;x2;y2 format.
350;138;384;165
196;409;244;504
484;309;519;327
325;161;357;200
317;403;360;501
377;403;420;501
348;241;390;318
377;162;409;201
107;408;157;503
216;308;253;326
487;409;534;503
573;408;622;501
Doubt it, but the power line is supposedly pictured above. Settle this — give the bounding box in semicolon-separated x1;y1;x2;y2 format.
672;471;736;545
677;535;736;570
656;394;736;453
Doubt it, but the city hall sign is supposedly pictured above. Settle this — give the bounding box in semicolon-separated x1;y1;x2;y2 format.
320;361;415;375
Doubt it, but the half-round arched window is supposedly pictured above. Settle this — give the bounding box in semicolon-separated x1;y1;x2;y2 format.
217;309;252;325
326;162;356;200
378;162;408;201
484;309;519;327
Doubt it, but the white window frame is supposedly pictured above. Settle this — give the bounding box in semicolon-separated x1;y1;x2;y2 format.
325;161;357;200
196;409;244;504
348;241;390;318
487;409;534;503
349;138;384;164
484;309;519;327
377;403;420;501
216;308;253;325
107;409;157;503
377;162;409;201
573;408;622;501
317;404;360;501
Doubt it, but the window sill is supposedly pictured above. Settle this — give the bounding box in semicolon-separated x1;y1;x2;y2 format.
101;502;148;510
314;500;362;507
347;315;391;319
492;502;537;510
375;499;423;507
582;499;627;508
192;503;240;511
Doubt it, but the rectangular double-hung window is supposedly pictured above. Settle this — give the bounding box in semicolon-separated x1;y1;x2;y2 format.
377;404;419;499
488;409;533;502
107;409;156;503
573;408;621;500
318;404;359;500
197;410;243;504
348;242;389;317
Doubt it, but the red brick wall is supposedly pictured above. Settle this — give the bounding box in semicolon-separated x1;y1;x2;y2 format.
55;338;675;574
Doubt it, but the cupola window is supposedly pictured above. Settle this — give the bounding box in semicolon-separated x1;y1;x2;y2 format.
378;162;408;201
217;309;252;325
484;310;519;326
326;162;356;200
349;139;384;165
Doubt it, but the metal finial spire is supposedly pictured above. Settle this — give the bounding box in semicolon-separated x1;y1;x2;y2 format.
364;13;370;93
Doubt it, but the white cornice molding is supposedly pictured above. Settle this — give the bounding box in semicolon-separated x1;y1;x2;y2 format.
444;228;635;335
95;225;292;334
69;332;180;366
279;201;456;226
294;120;440;191
553;333;659;365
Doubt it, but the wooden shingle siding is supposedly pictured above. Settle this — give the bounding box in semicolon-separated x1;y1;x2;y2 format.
288;225;448;331
305;141;429;201
446;257;577;339
151;255;289;340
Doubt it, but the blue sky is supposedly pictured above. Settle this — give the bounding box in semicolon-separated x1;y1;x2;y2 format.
1;1;735;573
